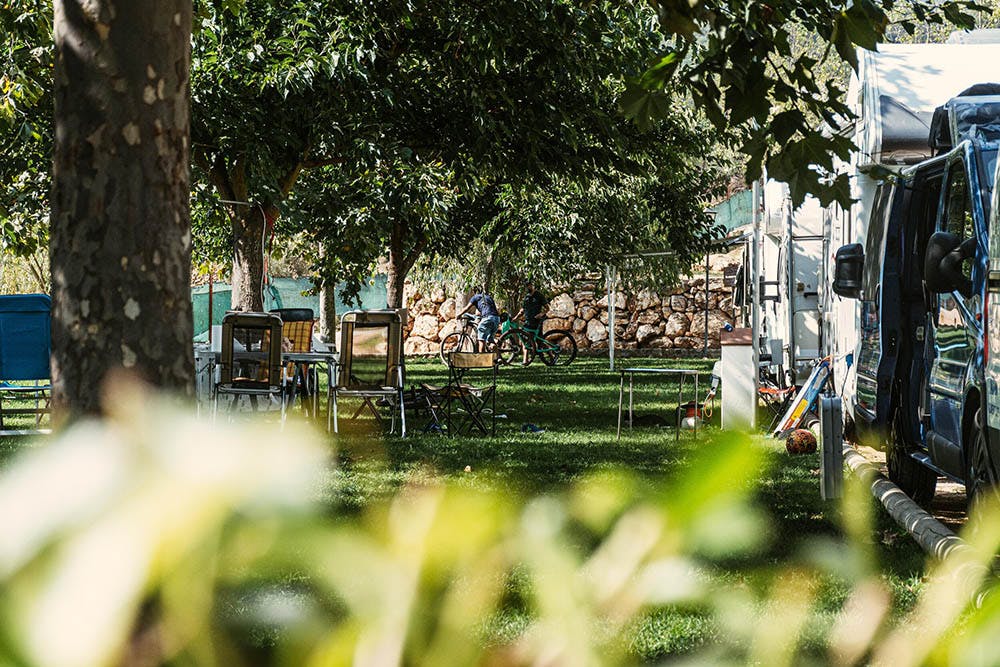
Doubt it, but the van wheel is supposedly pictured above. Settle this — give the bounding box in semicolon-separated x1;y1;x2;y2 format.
965;409;1000;506
887;406;936;504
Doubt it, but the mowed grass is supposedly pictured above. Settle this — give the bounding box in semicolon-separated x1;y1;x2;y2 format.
0;356;930;661
327;356;930;661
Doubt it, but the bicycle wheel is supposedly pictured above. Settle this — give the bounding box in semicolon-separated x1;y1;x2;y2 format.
539;330;577;366
439;331;476;364
497;330;535;366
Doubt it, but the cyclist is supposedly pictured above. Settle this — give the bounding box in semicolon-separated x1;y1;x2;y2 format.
513;282;547;364
514;281;547;332
457;286;501;350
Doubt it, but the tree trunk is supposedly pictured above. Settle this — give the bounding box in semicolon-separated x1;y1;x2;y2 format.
319;285;337;343
51;0;194;418
385;219;427;310
231;206;266;311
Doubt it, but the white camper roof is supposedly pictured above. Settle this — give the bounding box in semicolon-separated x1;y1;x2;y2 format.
851;42;1000;167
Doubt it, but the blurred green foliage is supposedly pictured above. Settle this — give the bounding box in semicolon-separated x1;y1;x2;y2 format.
3;372;1000;666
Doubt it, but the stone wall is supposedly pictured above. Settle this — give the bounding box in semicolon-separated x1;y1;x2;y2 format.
402;275;737;356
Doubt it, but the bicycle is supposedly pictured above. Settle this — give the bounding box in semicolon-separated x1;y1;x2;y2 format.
439;315;520;365
496;315;577;367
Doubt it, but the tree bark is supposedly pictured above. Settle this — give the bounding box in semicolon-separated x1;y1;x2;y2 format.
231;205;267;311
51;0;194;417
386;220;427;309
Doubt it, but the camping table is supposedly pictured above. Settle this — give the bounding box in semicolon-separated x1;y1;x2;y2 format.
616;367;701;441
194;345;338;420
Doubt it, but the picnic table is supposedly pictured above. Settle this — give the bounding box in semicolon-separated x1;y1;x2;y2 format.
616;367;701;441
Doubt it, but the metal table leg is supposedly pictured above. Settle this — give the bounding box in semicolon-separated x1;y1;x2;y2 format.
676;373;683;443
694;373;699;440
617;372;624;439
628;372;634;430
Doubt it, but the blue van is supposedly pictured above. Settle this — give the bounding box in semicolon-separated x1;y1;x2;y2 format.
835;91;1000;502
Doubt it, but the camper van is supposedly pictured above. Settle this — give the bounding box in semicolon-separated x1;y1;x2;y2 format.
835;92;1000;501
824;42;1000;426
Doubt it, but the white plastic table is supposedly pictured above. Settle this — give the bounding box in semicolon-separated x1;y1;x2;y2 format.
616;367;701;441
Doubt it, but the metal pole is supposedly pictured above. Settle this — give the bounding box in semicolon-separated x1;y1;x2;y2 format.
208;270;214;345
608;265;617;371
704;252;710;355
750;179;762;429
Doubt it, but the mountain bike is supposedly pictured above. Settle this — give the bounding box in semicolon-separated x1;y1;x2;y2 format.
439;314;480;363
497;316;577;367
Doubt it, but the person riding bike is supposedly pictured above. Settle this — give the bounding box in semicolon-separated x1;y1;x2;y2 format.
514;281;547;332
513;282;547;364
457;286;501;350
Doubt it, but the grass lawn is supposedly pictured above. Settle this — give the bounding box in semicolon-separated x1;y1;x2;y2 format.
0;356;930;662
327;356;930;661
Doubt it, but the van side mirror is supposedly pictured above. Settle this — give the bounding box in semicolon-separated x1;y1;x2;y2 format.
925;231;974;297
833;243;864;299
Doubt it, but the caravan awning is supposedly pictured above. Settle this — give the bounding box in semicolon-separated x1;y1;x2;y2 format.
854;43;1000;167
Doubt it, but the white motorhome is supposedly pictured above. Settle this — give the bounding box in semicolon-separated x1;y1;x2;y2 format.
823;40;1000;419
757;181;824;384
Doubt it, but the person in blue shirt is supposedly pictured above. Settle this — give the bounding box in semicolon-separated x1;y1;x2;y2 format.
457;286;501;349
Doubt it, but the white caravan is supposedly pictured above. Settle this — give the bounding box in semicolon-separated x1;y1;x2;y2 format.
757;181;825;385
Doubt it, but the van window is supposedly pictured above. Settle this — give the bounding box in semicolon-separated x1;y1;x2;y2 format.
943;161;974;281
862;185;891;299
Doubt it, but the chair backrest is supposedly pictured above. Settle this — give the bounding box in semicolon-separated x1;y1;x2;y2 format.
337;309;406;389
270;308;314;352
448;351;497;369
0;294;51;382
219;312;284;389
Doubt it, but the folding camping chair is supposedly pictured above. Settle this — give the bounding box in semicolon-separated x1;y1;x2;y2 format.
0;294;52;435
214;312;285;423
445;351;498;436
270;307;316;415
329;309;407;436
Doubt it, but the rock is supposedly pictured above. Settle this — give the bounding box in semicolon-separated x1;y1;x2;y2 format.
547;293;576;319
649;337;673;349
438;319;461;339
572;318;587;333
438;298;458;320
412;314;440;340
663;312;689;338
542;317;571;333
586;319;608;342
404;336;435;355
591;339;609;350
636;323;659;346
429;286;446;304
638;309;660;325
636;289;659;310
707;310;732;339
674;336;702;349
718;296;734;314
580;305;598;321
669;295;687;312
575;335;590;349
624;321;639;340
413;298;438;315
595;292;626;310
599;311;609;325
619;340;637;350
403;282;420;305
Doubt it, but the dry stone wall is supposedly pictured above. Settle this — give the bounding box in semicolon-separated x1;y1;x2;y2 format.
402;274;737;356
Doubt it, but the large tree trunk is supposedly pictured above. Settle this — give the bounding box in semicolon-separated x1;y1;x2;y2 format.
385;219;427;310
51;0;194;418
231;206;266;311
